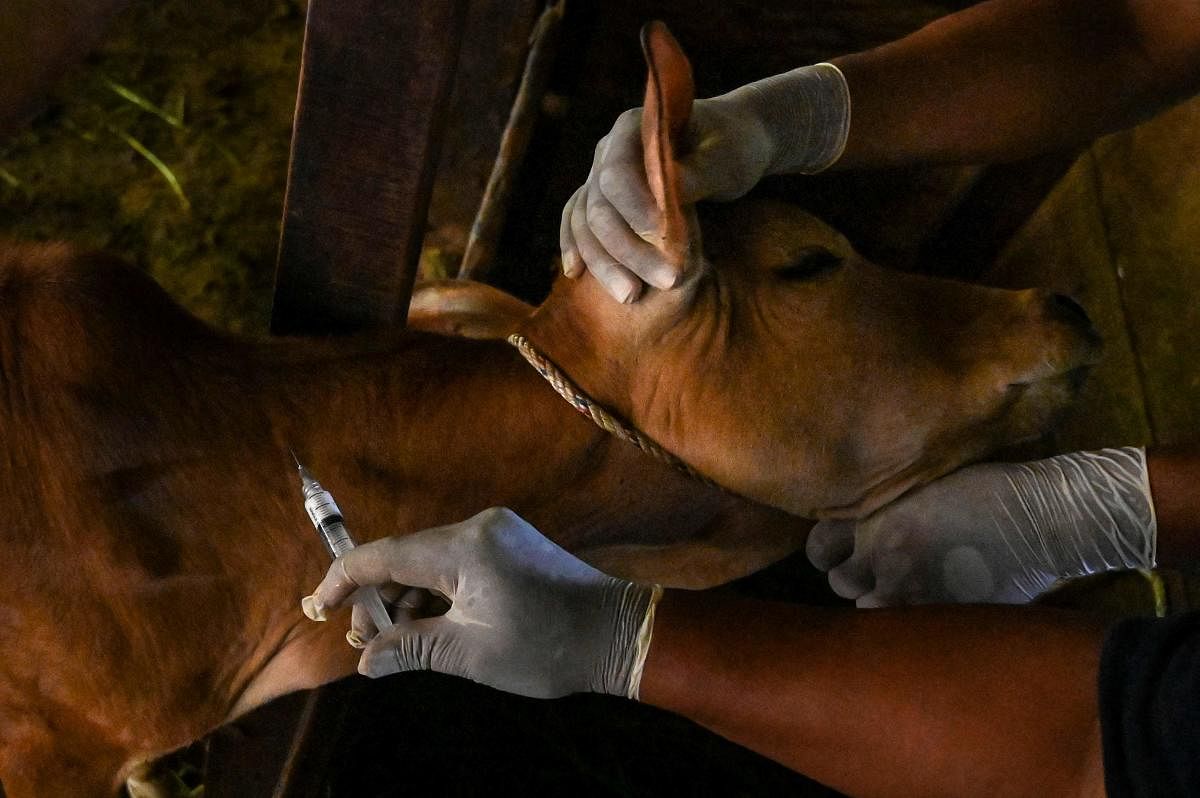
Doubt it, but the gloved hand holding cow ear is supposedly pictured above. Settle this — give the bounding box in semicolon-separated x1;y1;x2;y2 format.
806;447;1158;606
302;507;663;700
562;63;851;302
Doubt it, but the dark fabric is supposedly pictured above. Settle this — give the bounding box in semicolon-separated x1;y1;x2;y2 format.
1100;611;1200;797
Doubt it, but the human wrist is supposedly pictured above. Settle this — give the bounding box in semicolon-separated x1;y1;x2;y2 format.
636;590;734;712
595;579;662;698
1012;447;1157;579
719;63;851;176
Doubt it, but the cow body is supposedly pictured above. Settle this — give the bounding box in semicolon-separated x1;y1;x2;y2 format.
0;243;809;796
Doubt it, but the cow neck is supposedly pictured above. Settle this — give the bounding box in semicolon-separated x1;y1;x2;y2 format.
216;330;618;724
518;272;700;424
506;332;720;489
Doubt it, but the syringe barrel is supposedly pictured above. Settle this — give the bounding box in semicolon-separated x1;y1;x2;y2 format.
303;489;356;558
295;465;394;631
316;519;356;559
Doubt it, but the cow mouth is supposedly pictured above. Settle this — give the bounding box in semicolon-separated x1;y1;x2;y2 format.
1004;360;1095;447
818;358;1096;521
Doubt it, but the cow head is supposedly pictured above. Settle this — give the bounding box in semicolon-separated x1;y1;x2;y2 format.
519;22;1101;517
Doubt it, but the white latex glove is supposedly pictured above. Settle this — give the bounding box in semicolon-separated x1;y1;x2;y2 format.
302;507;662;700
561;63;851;302
806;448;1158;606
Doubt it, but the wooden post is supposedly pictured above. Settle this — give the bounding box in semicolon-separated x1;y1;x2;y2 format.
206;3;469;795
270;0;470;335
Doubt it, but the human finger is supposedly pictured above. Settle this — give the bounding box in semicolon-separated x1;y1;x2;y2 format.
863;549;922;606
357;615;442;678
805;519;856;572
560;186;585;278
593;109;661;241
562;133;615;278
571;184;642;303
305;530;455;617
855;593;890;609
586;179;679;290
827;553;875;600
348;585;430;646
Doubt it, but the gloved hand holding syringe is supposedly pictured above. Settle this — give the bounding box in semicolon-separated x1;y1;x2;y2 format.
293;453;394;634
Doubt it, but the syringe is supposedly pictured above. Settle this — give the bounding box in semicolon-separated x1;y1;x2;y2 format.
292;453;393;633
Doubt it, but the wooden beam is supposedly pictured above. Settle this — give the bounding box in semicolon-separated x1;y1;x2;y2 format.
916;151;1080;281
270;0;470;335
458;0;565;281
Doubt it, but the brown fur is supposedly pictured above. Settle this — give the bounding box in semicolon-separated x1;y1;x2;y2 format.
0;242;810;796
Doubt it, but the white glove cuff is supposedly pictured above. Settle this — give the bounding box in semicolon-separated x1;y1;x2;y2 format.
626;584;664;700
728;62;851;175
1132;446;1159;567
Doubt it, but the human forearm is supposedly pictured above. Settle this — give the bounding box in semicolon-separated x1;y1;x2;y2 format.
831;0;1200;168
641;591;1106;797
1146;444;1200;565
567;1;1200;299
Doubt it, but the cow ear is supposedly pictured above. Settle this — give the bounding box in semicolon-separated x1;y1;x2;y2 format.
639;21;694;269
408;280;534;340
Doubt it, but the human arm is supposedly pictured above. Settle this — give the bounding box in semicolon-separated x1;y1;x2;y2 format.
303;507;1110;797
641;592;1107;798
835;0;1200;168
566;0;1200;300
1143;444;1200;564
806;445;1200;607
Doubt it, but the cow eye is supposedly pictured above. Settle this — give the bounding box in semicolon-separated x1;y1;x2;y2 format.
775;247;843;281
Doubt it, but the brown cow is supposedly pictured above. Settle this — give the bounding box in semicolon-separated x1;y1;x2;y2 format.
0;25;1097;798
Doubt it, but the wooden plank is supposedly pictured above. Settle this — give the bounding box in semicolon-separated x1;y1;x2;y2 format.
916;152;1079;281
458;0;565;281
983;152;1153;458
984;96;1200;457
1087;96;1200;445
420;0;540;280
270;0;469;335
205;2;472;793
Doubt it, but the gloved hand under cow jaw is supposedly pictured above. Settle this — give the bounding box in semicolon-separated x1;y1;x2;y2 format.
806;447;1158;606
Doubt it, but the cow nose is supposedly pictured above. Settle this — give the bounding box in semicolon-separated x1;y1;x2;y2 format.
1046;292;1091;329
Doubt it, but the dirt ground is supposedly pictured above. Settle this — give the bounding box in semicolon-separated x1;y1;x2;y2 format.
0;0;304;334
